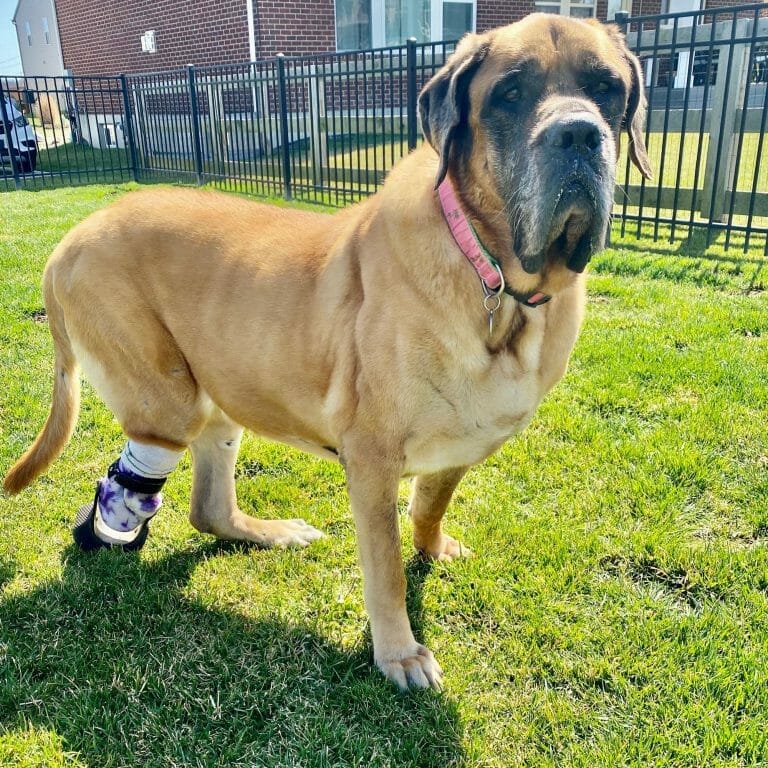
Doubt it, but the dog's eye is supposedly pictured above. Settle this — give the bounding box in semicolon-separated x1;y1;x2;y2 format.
592;79;620;97
504;86;520;102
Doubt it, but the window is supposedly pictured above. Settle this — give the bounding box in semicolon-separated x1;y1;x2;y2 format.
533;0;596;18
660;0;700;28
751;46;767;85
385;0;430;45
42;17;50;45
336;0;372;50
25;21;32;46
661;0;701;13
335;0;475;50
693;49;718;86
443;1;473;40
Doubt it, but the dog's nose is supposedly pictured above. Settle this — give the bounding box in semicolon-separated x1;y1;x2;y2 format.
548;118;602;153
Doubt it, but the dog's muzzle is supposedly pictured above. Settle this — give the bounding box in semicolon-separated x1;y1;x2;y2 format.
519;109;613;274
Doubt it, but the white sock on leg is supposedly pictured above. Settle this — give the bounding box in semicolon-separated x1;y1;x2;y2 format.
119;442;184;480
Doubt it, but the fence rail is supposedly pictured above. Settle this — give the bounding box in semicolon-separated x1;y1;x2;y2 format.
2;3;767;253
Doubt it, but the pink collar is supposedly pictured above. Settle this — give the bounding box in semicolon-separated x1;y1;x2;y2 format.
437;178;550;308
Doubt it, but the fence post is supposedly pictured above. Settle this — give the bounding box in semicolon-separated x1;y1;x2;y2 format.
119;74;139;183
207;81;226;169
276;53;292;201
605;13;631;247
701;19;750;223
0;78;22;190
187;64;205;186
308;63;328;187
406;38;418;152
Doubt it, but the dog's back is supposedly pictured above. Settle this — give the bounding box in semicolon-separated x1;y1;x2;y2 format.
3;186;370;494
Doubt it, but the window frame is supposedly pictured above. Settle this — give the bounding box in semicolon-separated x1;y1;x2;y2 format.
532;0;597;18
435;0;476;43
334;0;477;51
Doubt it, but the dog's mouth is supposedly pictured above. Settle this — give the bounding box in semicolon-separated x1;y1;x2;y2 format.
518;176;606;275
546;196;596;274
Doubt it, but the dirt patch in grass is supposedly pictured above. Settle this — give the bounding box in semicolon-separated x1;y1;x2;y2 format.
600;553;724;610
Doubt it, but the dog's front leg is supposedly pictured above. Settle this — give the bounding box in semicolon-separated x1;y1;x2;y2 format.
410;467;472;561
343;438;443;691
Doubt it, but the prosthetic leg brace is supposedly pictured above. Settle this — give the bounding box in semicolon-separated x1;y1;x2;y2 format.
73;441;184;551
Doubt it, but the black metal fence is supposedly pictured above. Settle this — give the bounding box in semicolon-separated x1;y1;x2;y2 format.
615;3;768;253
0;40;450;202
2;3;767;253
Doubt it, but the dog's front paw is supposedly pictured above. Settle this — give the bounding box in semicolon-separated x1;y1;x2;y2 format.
268;518;325;548
376;643;443;691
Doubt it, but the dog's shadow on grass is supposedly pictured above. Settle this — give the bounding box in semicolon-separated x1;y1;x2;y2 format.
0;542;465;767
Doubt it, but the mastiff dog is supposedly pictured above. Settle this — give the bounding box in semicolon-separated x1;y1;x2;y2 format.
4;14;651;690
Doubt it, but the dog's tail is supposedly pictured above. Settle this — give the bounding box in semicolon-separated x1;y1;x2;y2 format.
3;263;80;495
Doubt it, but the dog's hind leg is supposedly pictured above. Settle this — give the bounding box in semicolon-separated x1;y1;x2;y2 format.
188;409;324;548
61;298;206;551
409;467;472;561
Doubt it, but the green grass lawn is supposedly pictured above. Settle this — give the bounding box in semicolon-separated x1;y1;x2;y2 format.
616;132;768;194
1;185;767;767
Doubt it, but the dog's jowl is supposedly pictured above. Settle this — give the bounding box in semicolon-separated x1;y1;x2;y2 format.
4;14;651;690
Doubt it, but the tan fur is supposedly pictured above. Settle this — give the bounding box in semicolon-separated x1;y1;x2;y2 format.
3;15;649;690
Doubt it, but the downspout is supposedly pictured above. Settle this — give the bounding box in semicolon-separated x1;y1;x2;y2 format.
246;0;258;60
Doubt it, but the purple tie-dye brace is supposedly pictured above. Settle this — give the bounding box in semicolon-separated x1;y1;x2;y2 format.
97;464;162;533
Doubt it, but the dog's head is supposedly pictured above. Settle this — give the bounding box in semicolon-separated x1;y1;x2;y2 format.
419;14;651;292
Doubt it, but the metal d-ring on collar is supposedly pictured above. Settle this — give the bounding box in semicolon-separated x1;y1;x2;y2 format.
482;261;505;337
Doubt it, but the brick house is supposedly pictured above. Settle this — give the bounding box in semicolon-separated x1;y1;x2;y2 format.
25;0;760;160
49;0;754;76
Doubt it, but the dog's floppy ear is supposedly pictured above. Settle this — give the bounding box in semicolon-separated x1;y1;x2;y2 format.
624;49;653;180
607;25;653;180
418;34;489;188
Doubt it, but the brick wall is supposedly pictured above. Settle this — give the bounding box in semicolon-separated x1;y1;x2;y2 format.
55;0;250;75
701;0;768;17
476;0;537;31
630;0;663;16
628;0;766;17
54;0;763;77
255;0;336;55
